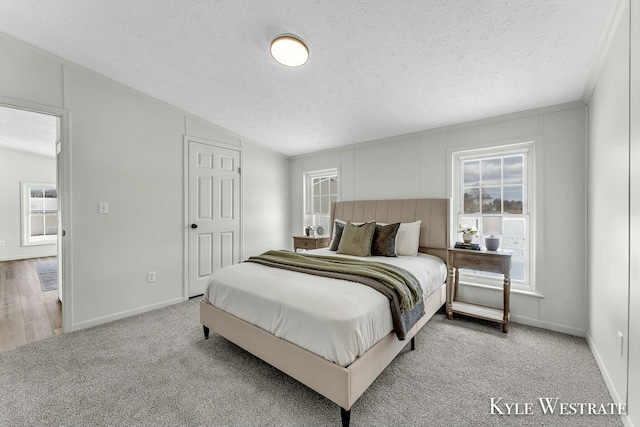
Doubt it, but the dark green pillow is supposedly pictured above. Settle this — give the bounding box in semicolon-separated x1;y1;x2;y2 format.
337;221;376;257
372;223;400;257
329;220;345;251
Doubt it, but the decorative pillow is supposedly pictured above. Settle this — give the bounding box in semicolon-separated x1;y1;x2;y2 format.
395;220;422;256
371;223;400;257
337;221;377;257
329;220;345;251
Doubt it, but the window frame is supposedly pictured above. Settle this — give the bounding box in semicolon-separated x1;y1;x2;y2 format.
451;141;537;293
303;168;339;235
21;181;58;247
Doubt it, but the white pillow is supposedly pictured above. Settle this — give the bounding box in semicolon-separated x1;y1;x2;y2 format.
395;220;422;256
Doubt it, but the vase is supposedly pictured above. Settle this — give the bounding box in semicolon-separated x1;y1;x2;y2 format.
485;235;500;251
462;233;473;244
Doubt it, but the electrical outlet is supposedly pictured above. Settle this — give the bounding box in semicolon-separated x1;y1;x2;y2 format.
147;271;156;283
618;331;624;356
0;241;5;247
98;202;109;214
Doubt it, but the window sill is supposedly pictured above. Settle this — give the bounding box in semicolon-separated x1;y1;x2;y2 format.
458;279;545;298
21;240;57;247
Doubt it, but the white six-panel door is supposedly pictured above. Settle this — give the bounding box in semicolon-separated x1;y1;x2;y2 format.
188;140;240;297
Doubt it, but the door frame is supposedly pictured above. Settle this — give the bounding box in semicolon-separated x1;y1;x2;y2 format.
183;135;242;300
0;95;73;333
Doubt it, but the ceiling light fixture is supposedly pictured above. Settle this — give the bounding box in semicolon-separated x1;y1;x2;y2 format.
270;34;309;67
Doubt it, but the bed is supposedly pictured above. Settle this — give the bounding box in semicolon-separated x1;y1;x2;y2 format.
200;198;450;426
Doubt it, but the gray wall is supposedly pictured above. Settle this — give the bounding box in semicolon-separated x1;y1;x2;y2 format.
629;0;639;424
0;32;290;330
587;1;638;426
291;102;588;336
0;146;57;261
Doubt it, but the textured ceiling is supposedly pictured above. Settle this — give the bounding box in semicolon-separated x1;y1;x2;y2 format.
0;0;616;157
0;106;57;158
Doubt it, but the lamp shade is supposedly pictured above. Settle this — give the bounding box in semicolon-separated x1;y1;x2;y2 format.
270;35;309;67
303;214;314;226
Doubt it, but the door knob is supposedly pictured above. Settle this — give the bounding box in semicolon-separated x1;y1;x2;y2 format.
191;224;198;229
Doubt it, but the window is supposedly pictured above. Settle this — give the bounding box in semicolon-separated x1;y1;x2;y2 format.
304;169;338;235
22;182;58;246
452;143;534;290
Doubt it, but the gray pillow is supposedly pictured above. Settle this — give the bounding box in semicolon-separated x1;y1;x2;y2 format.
337;221;376;257
372;223;400;257
329;220;345;251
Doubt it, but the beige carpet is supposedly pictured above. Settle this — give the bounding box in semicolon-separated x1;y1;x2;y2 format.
0;298;623;426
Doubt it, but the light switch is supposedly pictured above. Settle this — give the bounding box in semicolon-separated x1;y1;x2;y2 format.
98;202;109;214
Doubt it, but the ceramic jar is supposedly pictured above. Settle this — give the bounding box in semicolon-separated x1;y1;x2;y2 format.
485;235;500;251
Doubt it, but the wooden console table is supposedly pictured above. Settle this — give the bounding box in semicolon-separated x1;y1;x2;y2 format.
446;247;512;332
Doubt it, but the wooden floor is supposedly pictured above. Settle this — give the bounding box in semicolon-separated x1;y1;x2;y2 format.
0;257;62;352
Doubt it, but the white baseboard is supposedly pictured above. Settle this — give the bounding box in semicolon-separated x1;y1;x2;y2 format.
72;297;185;331
622;415;635;427
510;314;586;337
586;332;633;427
0;253;57;262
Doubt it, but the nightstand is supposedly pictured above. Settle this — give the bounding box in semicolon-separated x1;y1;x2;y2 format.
446;247;512;333
292;235;331;251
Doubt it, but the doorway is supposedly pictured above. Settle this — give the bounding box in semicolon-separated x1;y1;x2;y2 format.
186;138;241;297
0;105;63;351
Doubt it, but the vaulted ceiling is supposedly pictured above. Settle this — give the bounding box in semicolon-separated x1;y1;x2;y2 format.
0;0;617;157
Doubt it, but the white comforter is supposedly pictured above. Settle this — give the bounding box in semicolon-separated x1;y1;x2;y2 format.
204;249;447;367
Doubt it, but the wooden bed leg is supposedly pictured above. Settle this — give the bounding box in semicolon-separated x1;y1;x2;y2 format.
203;325;210;339
411;336;416;351
340;407;351;427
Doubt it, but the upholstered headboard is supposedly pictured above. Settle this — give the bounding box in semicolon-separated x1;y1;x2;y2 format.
330;199;451;263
